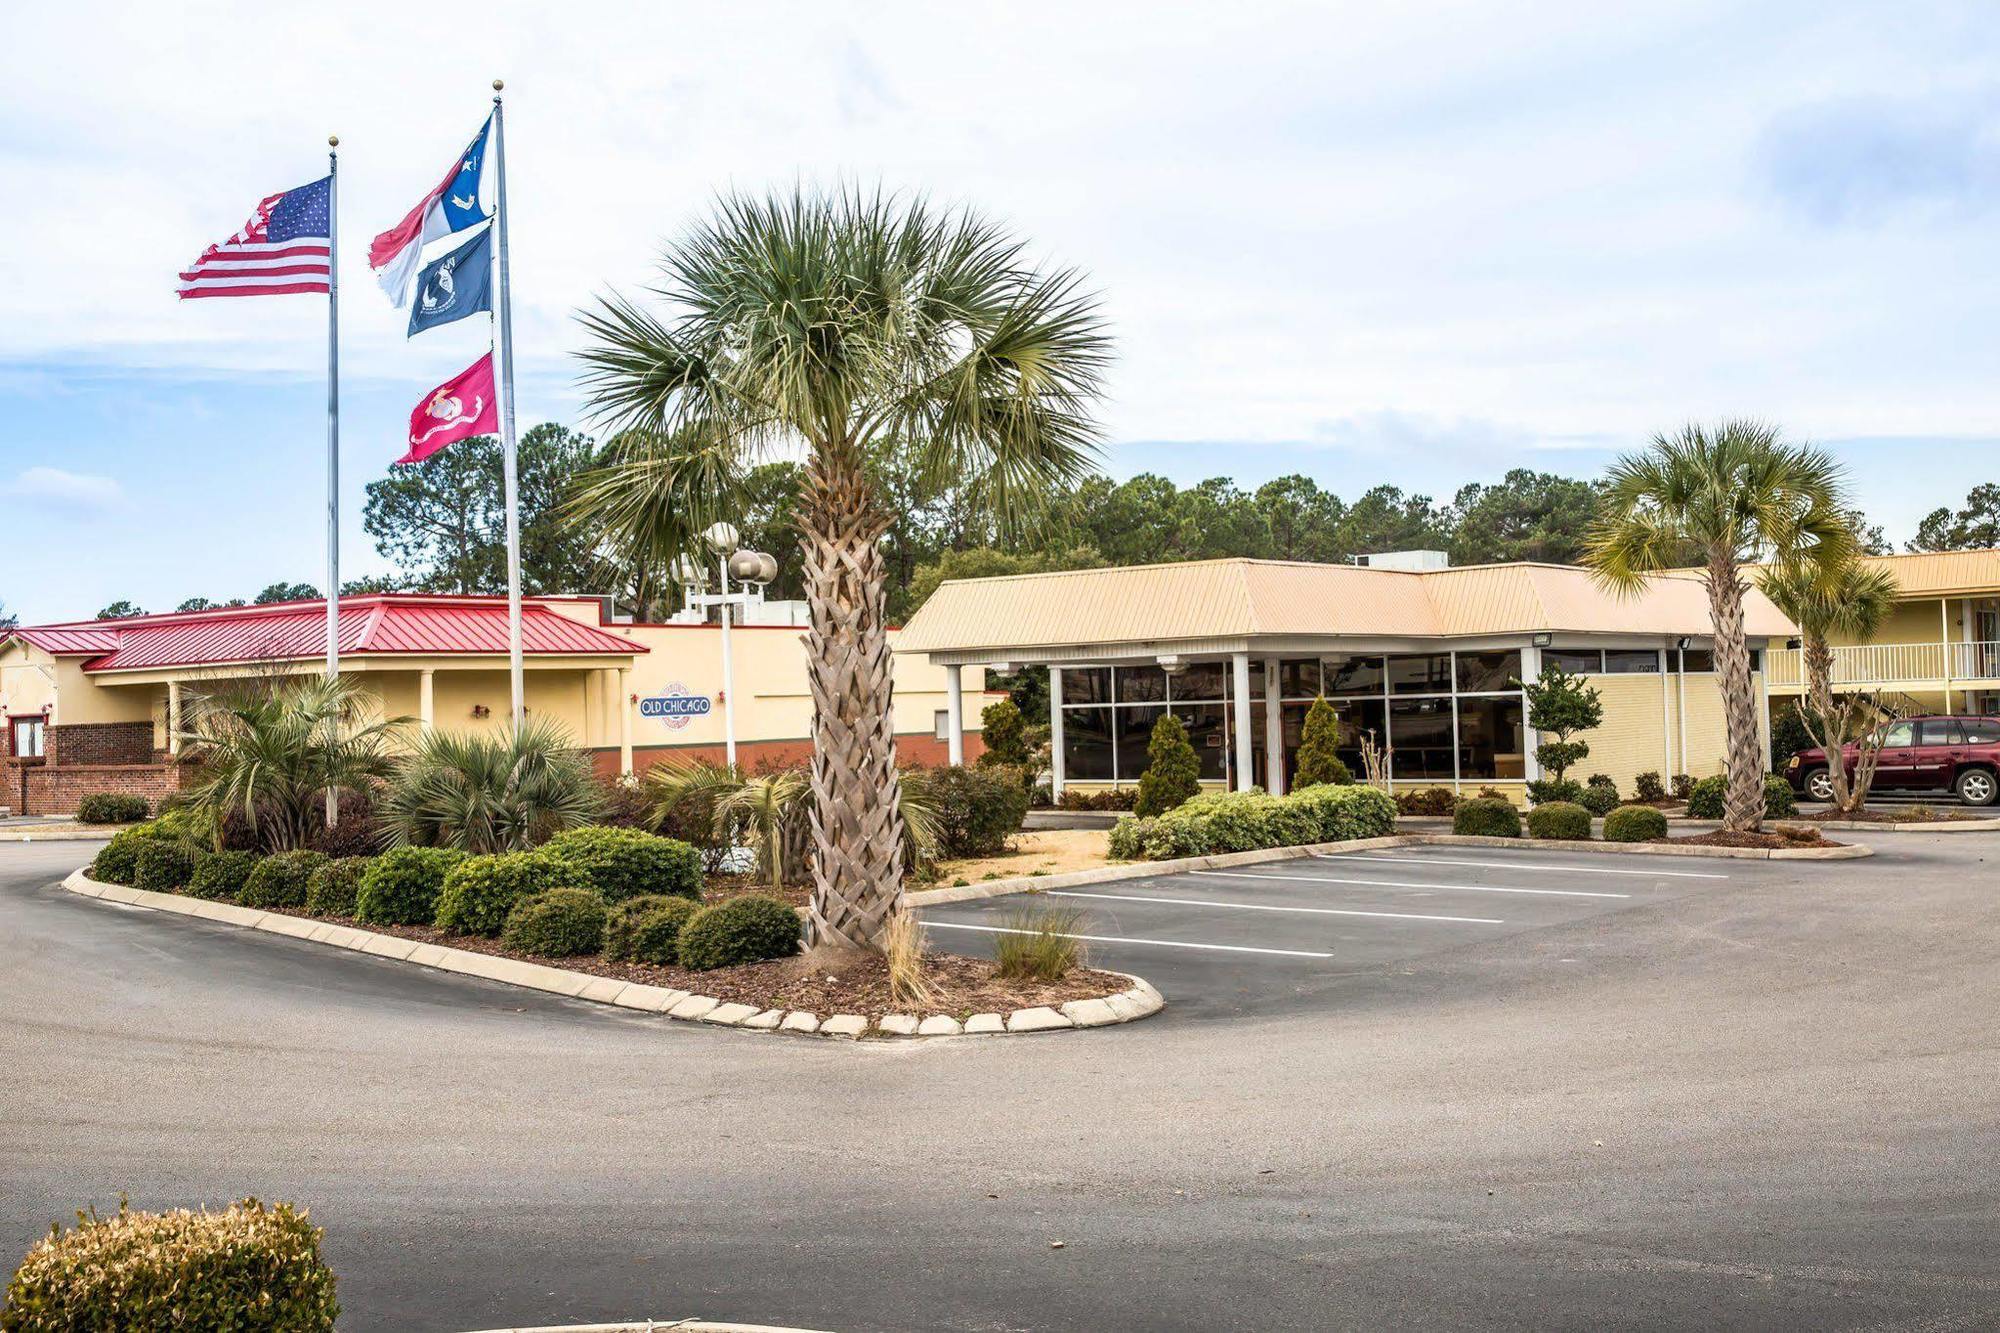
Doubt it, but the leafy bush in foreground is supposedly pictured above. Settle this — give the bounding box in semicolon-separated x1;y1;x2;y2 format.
1577;776;1621;817
603;894;701;965
1687;773;1795;821
1;1197;337;1331
355;846;465;926
676;894;802;970
75;792;149;825
434;850;576;937
186;849;259;902
133;840;197;893
501;887;608;957
540;825;701;902
1452;798;1522;838
238;849;329;909
919;764;1032;859
1526;801;1591;841
1603;804;1669;842
89;831;150;887
305;857;370;917
1107;783;1395;861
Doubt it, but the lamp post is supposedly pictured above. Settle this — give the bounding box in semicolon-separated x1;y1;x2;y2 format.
702;523;777;769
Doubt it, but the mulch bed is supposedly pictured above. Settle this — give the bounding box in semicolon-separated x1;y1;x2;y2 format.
1792;808;1986;824
260;904;1125;1022
1667;828;1846;850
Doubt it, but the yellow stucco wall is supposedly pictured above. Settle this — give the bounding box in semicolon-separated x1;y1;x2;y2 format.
0;642;58;724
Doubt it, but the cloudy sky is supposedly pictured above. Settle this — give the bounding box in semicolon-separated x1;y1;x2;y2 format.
3;1;1997;623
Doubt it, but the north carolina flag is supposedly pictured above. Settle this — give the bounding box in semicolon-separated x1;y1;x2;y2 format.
400;352;498;464
369;116;493;307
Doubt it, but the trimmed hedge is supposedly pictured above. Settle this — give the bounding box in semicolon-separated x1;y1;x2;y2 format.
187;849;260;902
1452;798;1522;838
1395;787;1458;817
75;792;149;824
1577;777;1620;817
238;849;329;909
89;831;151;887
1603;804;1669;842
500;887;608;957
305;857;369;917
540;826;702;902
925;764;1032;858
676;894;802;971
1287;784;1398;843
1686;773;1796;820
355;846;465;926
1;1197;337;1331
604;894;701;965
434;850;576;937
1526;800;1592;841
133;840;197;893
1107;784;1396;861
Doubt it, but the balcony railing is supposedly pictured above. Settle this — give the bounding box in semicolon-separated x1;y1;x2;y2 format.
1766;640;2000;689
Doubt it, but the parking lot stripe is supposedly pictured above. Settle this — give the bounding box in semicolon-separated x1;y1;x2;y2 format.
1192;870;1629;899
921;920;1335;959
1045;889;1503;925
1323;853;1727;880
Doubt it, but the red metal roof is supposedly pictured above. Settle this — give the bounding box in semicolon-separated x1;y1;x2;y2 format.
12;597;644;672
7;627;124;655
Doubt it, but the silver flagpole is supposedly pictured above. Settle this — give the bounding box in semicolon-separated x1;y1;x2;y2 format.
325;134;342;827
490;80;524;727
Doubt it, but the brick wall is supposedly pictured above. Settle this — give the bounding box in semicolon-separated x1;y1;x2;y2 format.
22;763;184;817
47;721;156;767
590;731;985;782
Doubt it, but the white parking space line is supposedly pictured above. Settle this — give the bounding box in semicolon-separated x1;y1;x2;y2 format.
1322;853;1727;880
922;920;1334;959
1192;870;1629;900
1046;889;1502;925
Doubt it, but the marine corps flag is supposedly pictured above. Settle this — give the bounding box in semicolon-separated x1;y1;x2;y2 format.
400;352;497;464
407;225;493;336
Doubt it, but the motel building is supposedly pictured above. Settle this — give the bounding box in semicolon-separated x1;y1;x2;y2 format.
0;592;981;816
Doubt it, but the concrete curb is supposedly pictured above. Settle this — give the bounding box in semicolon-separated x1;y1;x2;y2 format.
1783;817;2000;833
0;828;118;843
60;868;1163;1040
459;1323;834;1332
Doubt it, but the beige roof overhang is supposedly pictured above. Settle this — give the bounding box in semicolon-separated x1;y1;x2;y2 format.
897;558;1797;662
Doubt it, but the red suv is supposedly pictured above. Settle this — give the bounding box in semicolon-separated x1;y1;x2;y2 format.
1786;715;2000;806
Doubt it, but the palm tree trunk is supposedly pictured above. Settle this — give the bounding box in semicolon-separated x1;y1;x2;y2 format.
800;456;905;951
1802;634;1856;809
1706;557;1765;832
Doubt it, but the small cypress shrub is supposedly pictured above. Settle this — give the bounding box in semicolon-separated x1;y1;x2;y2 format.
1293;696;1352;788
434;851;574;937
501;887;609;957
604;894;701;965
75;792;149;824
186;849;260;902
305;856;370;917
1452;798;1522;838
676;894;803;970
1526;800;1592;840
1133;713;1201;817
976;696;1031;769
133;840;197;893
239;849;329;909
1603;804;1669;842
355;846;466;926
540;826;702;902
3;1198;338;1331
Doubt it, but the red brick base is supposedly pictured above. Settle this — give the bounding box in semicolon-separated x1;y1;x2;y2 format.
15;763;183;817
47;721;156;767
591;732;984;781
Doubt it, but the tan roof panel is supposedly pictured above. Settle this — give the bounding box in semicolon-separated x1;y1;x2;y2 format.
898;558;1794;655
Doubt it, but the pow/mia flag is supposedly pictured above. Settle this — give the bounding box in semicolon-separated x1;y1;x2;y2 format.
407;224;493;336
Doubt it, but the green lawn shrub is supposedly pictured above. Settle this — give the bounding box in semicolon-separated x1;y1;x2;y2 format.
1452;798;1522;838
501;887;609;957
1603;804;1669;842
238;849;329;909
604;894;702;965
434;850;575;936
540;825;701;902
1633;771;1667;802
133;840;197;893
1288;784;1398;842
1686;774;1795;820
1;1197;337;1331
89;831;151;886
1056;788;1138;812
74;792;149;825
1765;774;1797;817
1395;786;1459;816
186;849;259;902
305;857;370;917
1578;776;1620;817
1526;800;1592;840
924;764;1032;858
1526;777;1585;807
676;894;802;970
1293;697;1353;788
1107;816;1155;860
1113;783;1396;860
1133;713;1201;817
354;846;465;926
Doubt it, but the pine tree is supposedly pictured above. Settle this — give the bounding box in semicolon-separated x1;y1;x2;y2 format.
1134;713;1202;816
1293;697;1352;788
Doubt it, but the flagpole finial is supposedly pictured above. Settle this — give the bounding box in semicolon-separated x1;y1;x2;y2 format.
492;78;505;96
328;134;339;148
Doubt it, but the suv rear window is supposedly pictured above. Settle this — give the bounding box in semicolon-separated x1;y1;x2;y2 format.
1919;720;1965;746
1963;719;2000;744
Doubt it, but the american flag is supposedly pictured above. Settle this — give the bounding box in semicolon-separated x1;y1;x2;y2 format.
177;176;332;299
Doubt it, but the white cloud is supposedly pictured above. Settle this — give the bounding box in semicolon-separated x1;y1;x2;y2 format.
6;466;126;512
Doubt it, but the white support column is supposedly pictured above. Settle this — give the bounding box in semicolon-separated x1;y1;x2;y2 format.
1048;667;1066;802
1757;646;1773;774
1658;647;1674;776
166;681;181;758
418;669;435;734
1232;652;1254;792
1520;642;1542;783
1262;656;1284;794
616;667;633;778
1942;597;1954;712
945;664;965;766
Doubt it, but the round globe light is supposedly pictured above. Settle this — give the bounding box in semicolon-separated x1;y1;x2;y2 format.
703;522;741;556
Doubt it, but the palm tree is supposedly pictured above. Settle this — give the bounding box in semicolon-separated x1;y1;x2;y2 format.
176;674;404;851
1586;421;1853;832
1758;552;1899;812
381;719;603;852
576;189;1109;951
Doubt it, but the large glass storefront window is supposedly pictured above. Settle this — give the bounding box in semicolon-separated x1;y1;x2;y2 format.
1456;695;1526;780
1059;667;1235;785
1389;697;1454;778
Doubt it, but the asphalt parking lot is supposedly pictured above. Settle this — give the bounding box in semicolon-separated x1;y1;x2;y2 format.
920;844;1798;1020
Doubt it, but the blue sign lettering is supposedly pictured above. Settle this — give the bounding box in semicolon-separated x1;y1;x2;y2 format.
640;694;712;719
